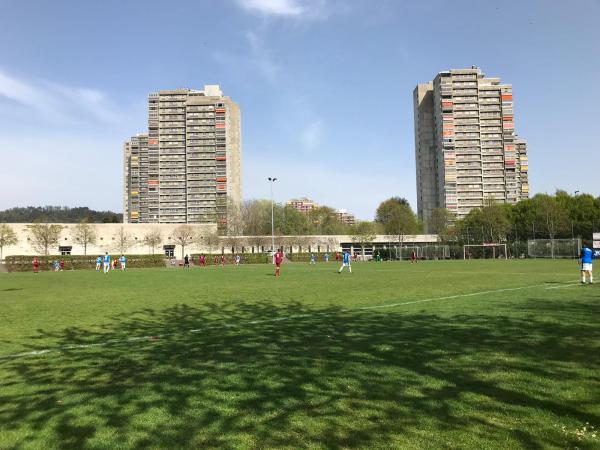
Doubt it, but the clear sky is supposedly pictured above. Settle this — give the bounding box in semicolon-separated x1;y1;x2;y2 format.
0;0;598;219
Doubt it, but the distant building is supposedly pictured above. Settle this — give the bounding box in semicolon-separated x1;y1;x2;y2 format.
336;210;355;226
414;67;529;230
287;198;318;214
124;85;241;232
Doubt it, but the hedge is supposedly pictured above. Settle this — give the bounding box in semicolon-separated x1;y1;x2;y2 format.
189;253;270;265
286;252;338;262
5;254;166;272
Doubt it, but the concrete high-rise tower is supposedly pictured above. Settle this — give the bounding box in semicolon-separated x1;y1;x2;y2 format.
414;68;529;230
124;85;241;231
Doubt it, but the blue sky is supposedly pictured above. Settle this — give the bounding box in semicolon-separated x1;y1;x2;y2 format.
0;0;598;219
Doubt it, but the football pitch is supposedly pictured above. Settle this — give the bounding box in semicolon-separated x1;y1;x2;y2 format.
0;260;598;449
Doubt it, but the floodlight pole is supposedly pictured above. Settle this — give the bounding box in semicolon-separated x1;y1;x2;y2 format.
268;177;277;263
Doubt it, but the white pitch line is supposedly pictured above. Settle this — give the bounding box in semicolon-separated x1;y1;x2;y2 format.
545;282;583;290
0;281;579;361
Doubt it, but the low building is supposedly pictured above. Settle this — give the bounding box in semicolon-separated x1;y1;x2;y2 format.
0;223;439;259
286;198;318;214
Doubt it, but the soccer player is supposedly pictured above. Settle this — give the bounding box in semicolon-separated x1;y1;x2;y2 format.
411;250;417;264
120;254;126;271
221;254;225;267
32;256;39;273
235;254;241;266
335;252;340;263
103;252;110;274
324;253;329;263
96;256;102;271
274;248;283;277
199;254;206;267
59;259;65;271
183;254;189;268
310;253;316;265
338;250;352;274
580;243;594;284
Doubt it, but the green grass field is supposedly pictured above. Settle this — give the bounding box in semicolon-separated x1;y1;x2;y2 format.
0;260;598;449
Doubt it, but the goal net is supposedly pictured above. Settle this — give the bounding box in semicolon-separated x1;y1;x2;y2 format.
463;243;507;260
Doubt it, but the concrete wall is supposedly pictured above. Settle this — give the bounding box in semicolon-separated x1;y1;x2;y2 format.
1;223;438;258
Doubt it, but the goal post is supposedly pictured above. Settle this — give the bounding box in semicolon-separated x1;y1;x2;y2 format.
463;243;508;260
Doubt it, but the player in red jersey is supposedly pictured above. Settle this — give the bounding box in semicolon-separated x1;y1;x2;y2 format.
274;248;284;277
199;254;206;267
221;254;225;267
32;256;39;273
411;250;417;264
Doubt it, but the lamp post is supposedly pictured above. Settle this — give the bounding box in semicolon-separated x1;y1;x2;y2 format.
268;177;277;263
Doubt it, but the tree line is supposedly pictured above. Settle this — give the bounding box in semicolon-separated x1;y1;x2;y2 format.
0;206;121;223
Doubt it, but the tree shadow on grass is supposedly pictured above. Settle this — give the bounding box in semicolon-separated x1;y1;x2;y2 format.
0;297;599;449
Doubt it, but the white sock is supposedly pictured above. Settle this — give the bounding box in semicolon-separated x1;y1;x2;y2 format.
590;274;594;283
582;274;586;283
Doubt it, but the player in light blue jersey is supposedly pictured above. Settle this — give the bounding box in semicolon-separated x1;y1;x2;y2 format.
338;250;352;273
95;256;102;271
103;252;110;274
580;243;593;284
120;255;126;271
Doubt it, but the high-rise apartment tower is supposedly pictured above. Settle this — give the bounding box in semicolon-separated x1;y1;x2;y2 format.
414;68;529;230
124;85;241;229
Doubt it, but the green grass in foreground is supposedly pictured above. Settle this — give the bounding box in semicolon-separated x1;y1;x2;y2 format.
0;260;599;449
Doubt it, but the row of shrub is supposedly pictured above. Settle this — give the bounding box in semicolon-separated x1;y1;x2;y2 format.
5;255;165;272
286;252;340;262
188;253;271;265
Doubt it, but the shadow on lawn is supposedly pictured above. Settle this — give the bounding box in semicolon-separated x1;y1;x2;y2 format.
0;297;599;449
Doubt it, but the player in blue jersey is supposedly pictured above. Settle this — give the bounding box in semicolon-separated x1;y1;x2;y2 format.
120;255;126;271
310;253;316;265
103;252;110;274
96;256;102;271
580;243;593;284
338;250;352;273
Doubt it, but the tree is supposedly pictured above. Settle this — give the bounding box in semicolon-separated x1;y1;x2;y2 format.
0;224;18;260
172;225;196;259
71;220;97;255
280;205;313;235
375;198;419;258
429;208;454;239
142;229;162;254
350;221;377;260
113;226;132;254
535;194;569;258
308;206;347;235
226;197;244;236
26;220;64;255
198;230;221;255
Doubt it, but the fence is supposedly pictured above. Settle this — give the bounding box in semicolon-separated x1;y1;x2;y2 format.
371;244;450;260
527;239;581;259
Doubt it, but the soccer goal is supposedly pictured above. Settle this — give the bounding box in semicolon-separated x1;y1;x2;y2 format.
463;243;508;260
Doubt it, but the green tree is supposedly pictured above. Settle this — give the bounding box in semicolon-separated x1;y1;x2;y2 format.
26;220;64;255
0;224;18;260
308;206;347;235
350;221;377;260
280;205;313;235
535;194;569;258
71;220;97;255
